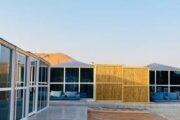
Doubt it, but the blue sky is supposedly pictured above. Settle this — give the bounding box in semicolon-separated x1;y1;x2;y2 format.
0;0;180;67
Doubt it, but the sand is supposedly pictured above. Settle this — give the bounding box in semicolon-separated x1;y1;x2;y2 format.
88;109;167;120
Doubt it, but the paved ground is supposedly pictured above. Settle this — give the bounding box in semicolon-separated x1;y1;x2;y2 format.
28;101;180;120
28;106;87;120
149;107;180;120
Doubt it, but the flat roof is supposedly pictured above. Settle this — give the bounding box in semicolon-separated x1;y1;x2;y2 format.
0;37;49;65
51;60;93;68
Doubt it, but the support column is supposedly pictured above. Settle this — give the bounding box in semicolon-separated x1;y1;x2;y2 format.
63;67;66;92
168;71;170;93
25;56;30;118
47;67;51;107
10;50;16;120
35;60;40;112
155;70;157;92
93;65;96;101
79;67;81;93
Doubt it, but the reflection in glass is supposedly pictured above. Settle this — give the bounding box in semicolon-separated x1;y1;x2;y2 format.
50;84;63;92
41;87;45;109
156;86;168;92
150;86;155;93
170;87;180;92
0;45;11;88
44;87;48;107
170;71;180;85
80;68;93;82
43;87;48;108
0;91;10;120
38;87;48;111
65;84;78;91
16;54;26;87
38;87;42;111
16;89;26;120
65;68;79;82
50;68;64;82
156;71;168;85
30;61;37;86
80;84;93;98
39;61;48;67
150;71;155;85
29;87;36;114
39;67;48;85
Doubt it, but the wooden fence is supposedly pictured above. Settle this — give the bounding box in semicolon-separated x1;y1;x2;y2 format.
95;64;149;103
95;64;123;100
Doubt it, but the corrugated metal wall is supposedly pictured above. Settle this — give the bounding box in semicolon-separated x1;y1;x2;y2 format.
95;65;149;103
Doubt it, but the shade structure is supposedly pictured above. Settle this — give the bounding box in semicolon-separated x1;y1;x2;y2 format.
148;63;180;71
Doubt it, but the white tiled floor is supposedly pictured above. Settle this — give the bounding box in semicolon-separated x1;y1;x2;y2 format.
28;106;87;120
28;102;180;120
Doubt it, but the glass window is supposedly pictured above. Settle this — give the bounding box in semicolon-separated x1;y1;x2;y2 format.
39;61;48;67
80;68;93;82
150;71;155;85
16;54;26;87
80;84;93;98
65;84;78;91
38;87;43;111
156;71;168;85
45;68;48;83
0;45;12;88
39;67;42;84
41;87;45;109
16;89;26;120
44;87;48;107
39;61;49;85
0;91;10;120
150;86;155;101
29;87;36;114
170;87;180;92
170;71;180;85
38;87;48;111
39;67;48;85
65;68;79;82
50;84;63;92
156;86;168;92
150;86;155;93
30;61;37;86
42;68;46;82
50;68;64;82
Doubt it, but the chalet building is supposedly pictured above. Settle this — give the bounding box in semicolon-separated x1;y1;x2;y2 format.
1;37;180;120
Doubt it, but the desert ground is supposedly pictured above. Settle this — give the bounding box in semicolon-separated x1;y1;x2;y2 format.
88;109;167;120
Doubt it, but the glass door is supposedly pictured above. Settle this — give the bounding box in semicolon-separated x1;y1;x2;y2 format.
28;60;37;116
15;89;26;120
14;54;27;120
28;87;36;115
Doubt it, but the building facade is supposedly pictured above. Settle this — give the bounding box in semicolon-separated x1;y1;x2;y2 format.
50;60;94;100
149;63;180;101
0;38;50;120
1;38;180;120
49;63;149;103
